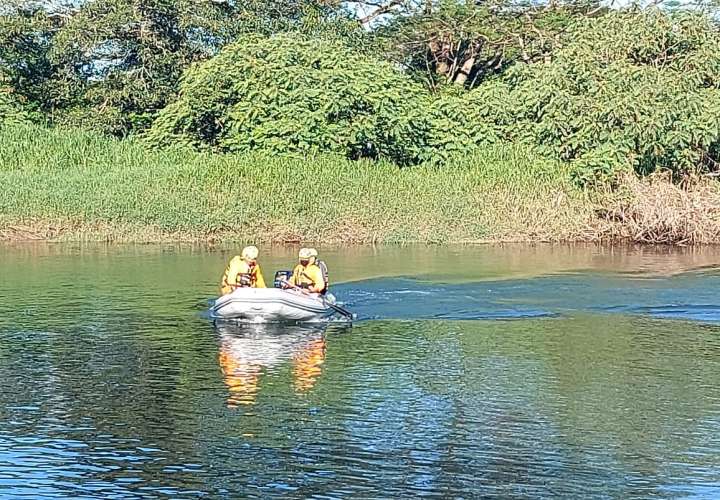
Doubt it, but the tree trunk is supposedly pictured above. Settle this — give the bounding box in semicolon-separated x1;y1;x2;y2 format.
453;56;476;86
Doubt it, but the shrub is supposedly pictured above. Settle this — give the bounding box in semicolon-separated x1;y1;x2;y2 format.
0;78;29;125
420;84;513;163
477;10;720;182
146;33;431;164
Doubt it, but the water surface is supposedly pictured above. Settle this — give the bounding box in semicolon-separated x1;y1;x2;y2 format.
1;244;719;498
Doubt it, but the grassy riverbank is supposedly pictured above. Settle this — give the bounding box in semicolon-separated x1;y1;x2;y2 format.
1;124;719;244
0;124;595;243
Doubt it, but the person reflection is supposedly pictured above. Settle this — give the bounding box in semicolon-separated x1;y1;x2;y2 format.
292;337;326;392
218;347;262;408
215;323;328;407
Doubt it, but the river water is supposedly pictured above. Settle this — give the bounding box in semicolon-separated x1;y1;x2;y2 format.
1;243;719;498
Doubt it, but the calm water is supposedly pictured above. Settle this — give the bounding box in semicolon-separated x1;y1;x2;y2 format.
1;243;720;498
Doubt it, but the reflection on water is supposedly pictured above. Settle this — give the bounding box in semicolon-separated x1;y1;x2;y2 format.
1;243;720;497
216;323;330;407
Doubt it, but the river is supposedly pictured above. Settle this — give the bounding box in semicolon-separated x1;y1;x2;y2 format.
1;243;719;498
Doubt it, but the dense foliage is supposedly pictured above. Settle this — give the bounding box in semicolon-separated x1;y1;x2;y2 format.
146;34;429;163
491;11;720;182
0;0;359;135
0;89;26;125
0;71;29;125
2;123;579;243
3;2;720;181
425;9;720;181
375;0;599;89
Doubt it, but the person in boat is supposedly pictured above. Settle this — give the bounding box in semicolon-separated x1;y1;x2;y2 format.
285;247;327;295
220;245;266;295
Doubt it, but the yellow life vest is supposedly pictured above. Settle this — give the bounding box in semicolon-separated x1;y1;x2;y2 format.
221;257;266;295
291;262;326;293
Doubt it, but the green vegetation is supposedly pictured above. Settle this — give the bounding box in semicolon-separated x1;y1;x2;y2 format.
0;90;25;125
0;0;358;135
0;72;28;125
145;34;429;164
2;2;720;243
145;9;720;180
475;11;720;183
0;124;592;243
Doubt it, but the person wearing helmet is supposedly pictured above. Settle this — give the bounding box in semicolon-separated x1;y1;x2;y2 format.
220;245;266;295
287;248;326;294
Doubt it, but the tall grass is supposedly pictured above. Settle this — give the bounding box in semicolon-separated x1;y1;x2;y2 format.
0;124;593;243
595;173;720;245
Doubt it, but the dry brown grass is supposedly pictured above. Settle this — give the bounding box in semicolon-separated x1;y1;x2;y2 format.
595;172;720;245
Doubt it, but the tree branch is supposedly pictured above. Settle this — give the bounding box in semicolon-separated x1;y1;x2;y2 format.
358;0;403;25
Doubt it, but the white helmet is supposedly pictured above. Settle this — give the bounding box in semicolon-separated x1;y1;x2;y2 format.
298;247;318;260
241;245;259;261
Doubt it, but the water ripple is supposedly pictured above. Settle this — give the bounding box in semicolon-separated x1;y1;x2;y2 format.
335;272;720;323
2;246;720;497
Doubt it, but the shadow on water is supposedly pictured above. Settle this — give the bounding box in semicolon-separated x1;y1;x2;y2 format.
335;269;720;323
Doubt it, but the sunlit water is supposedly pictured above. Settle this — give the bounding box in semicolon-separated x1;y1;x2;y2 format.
1;243;719;498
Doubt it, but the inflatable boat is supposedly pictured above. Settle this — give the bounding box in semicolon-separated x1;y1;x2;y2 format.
211;288;339;323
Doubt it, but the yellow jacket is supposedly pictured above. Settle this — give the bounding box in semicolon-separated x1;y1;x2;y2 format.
290;263;325;293
220;256;266;295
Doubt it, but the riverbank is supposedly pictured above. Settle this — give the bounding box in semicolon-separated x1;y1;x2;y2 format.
1;125;719;244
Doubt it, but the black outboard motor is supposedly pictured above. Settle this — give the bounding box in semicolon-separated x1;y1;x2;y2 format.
274;270;293;288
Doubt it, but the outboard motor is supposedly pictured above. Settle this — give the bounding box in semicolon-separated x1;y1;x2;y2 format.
274;270;293;288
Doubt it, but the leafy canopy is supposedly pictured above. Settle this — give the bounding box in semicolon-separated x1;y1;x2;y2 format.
0;0;360;135
0;77;29;125
146;33;430;164
429;9;720;180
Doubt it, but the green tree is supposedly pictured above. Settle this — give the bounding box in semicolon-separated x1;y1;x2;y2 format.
0;1;63;114
0;71;29;125
368;0;602;89
491;10;720;181
416;9;720;181
0;0;359;135
145;33;430;164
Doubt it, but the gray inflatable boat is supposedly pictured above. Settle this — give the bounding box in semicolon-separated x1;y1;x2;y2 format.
212;288;337;323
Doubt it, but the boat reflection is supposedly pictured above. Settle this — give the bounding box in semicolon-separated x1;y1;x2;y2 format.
214;322;344;407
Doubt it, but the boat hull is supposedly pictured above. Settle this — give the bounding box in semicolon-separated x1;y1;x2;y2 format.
212;288;335;323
